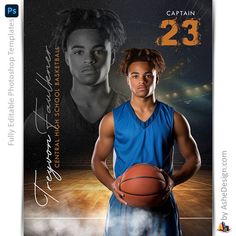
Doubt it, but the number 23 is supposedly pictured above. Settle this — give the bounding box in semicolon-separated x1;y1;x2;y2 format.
156;19;200;46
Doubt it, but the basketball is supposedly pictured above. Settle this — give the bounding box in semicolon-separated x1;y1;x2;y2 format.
119;163;169;208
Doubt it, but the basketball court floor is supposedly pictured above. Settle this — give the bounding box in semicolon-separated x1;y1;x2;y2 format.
24;169;212;235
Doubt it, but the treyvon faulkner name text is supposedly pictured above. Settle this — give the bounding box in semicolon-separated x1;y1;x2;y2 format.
33;46;62;207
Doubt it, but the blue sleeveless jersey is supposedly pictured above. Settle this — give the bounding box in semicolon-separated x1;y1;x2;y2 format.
113;100;174;178
104;101;182;236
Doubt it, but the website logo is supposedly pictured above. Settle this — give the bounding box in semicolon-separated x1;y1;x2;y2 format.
217;222;231;232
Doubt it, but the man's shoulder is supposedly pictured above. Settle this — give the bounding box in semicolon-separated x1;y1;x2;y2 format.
158;100;174;113
158;100;172;108
111;100;130;124
113;100;129;112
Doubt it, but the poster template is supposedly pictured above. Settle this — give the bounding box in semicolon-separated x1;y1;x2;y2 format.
24;0;212;235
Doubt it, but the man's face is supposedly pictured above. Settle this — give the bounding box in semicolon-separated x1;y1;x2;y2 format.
65;29;113;86
127;61;158;98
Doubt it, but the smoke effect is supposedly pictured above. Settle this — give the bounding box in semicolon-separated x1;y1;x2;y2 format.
24;206;169;236
24;218;100;236
106;207;168;236
24;200;105;236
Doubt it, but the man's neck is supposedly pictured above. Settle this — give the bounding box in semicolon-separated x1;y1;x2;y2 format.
130;95;157;122
69;78;114;123
70;79;111;107
130;95;156;113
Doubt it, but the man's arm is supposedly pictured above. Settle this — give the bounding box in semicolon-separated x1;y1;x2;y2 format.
172;111;201;186
91;112;126;204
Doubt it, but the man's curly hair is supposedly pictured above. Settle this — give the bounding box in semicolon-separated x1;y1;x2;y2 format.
120;48;166;76
51;8;126;52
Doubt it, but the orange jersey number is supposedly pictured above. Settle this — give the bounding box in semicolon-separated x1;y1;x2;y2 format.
156;19;200;46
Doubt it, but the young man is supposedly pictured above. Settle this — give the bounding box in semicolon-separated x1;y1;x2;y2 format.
24;8;126;168
91;48;201;235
